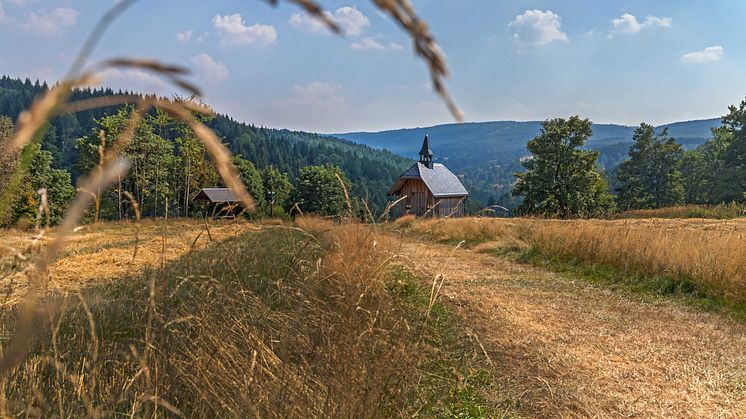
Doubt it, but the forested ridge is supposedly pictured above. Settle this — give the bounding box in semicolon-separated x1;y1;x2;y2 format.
0;76;412;222
338;117;721;209
3;75;745;224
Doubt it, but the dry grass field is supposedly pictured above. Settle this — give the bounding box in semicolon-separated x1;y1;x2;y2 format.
0;219;257;306
393;215;746;416
0;218;495;416
404;216;746;308
0;216;744;416
394;234;746;417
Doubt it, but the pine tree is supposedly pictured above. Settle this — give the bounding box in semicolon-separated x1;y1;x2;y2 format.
616;123;685;210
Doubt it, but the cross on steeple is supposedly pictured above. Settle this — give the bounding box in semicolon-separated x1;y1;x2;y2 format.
419;135;433;169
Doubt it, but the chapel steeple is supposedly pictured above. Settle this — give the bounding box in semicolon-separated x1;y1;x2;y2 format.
418;135;434;169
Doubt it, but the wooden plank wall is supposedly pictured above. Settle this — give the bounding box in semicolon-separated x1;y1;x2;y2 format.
398;179;432;216
393;180;466;217
434;197;465;217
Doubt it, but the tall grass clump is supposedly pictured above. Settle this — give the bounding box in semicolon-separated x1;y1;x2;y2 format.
528;219;746;305
0;223;428;416
398;217;746;308
615;203;746;220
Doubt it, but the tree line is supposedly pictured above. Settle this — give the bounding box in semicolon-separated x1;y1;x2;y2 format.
0;76;413;226
0;104;380;227
513;96;746;218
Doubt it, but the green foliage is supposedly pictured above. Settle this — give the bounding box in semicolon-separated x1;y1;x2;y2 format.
513;116;615;218
713;98;746;202
260;166;292;216
680;97;746;205
0;116;74;227
3;144;75;226
26;145;75;224
291;165;351;216
76;107;176;219
173;121;219;216
0;77;411;215
232;155;265;210
615;123;685;210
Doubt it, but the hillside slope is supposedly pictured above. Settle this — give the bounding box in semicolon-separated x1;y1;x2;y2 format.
337;119;720;165
0;76;412;211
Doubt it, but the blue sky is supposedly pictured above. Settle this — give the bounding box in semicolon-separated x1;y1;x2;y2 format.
0;0;745;133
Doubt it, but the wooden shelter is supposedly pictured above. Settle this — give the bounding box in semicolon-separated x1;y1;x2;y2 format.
193;188;240;218
387;135;468;218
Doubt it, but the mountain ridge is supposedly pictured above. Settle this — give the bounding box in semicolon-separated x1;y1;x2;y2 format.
334;117;721;160
334;117;722;207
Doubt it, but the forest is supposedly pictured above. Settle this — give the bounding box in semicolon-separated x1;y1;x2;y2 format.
0;76;412;225
3;75;746;224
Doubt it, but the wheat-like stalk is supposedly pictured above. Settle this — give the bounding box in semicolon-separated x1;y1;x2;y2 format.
377;195;408;222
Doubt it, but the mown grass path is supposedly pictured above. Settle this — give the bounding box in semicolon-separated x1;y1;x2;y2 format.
395;236;746;417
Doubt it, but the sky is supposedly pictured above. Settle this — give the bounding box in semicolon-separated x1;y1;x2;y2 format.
0;0;745;133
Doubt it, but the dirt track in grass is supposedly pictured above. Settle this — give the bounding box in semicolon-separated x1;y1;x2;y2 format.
395;236;746;417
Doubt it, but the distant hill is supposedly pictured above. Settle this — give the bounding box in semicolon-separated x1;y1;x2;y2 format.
335;118;722;207
336;119;720;166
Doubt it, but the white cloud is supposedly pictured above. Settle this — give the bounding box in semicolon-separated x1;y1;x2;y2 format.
610;14;671;36
175;30;192;43
335;6;369;36
287;81;345;109
289;6;369;36
288;11;327;34
190;53;229;83
211;14;277;46
508;10;568;47
350;36;403;51
351;37;385;50
681;45;724;63
21;7;78;37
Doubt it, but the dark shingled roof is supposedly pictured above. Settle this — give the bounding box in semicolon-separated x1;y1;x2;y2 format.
193;188;239;203
387;162;469;198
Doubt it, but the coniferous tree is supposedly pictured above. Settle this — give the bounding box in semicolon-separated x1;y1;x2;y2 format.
615;123;685;210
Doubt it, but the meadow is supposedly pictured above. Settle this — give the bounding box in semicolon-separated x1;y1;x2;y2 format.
0;218;495;416
401;215;746;311
1;214;745;415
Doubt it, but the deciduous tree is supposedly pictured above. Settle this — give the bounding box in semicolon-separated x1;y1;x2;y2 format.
513;116;614;217
291;165;351;216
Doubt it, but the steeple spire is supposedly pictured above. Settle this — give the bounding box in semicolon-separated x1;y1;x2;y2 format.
419;135;434;169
